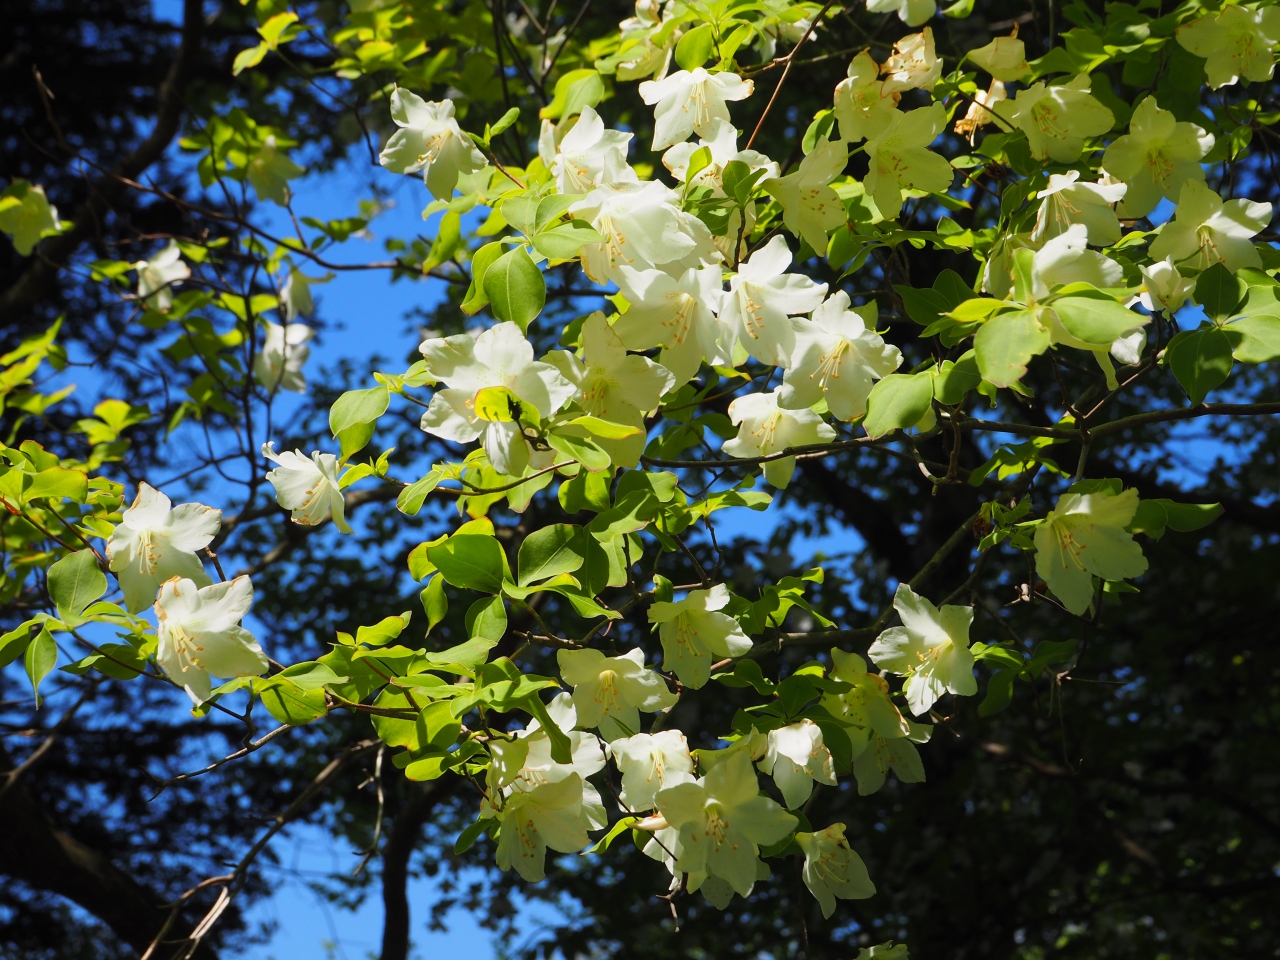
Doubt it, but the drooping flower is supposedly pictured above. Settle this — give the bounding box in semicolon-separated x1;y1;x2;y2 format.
655;749;797;896
833;51;900;143
953;79;1006;145
490;773;596;881
611;730;695;811
648;583;752;689
261;442;351;534
780;292;902;421
1004;74;1114;163
106;483;221;613
253;321;313;394
1176;5;1280;89
546;105;636;193
547;311;674;465
1148;180;1272;274
723;389;837;488
1101;96;1214;218
1137;258;1194;315
864;104;954;220
662;119;778;191
764;138;849;256
246;135;305;206
154;575;268;704
278;266;329;322
868;583;977;716
557;647;677;741
638;69;754;150
966;27;1030;81
419;322;575;475
880;27;942;94
821;649;912;740
1033;486;1148;615
1031;171;1127;246
490;695;607;794
0;180;62;255
613;265;730;385
379;89;488;200
134;241;191;312
759;719;837;808
720;235;828;367
570;180;699;284
796;823;876;918
850;724;927;794
866;0;936;30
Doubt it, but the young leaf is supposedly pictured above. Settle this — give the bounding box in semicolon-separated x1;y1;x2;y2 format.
863;372;935;439
974;309;1049;388
1164;326;1234;405
483;247;545;331
47;549;106;625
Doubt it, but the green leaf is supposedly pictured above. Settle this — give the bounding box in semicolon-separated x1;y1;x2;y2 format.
259;678;329;725
977;670;1016;717
1194;262;1247;322
518;524;586;585
26;466;88;503
0;622;35;668
356;611;412;647
416;700;463;751
974;309;1049;388
546;431;611;471
490;106;521;138
274;661;350;691
539;68;604;120
232;41;269;76
483;247;545;332
24;628;57;705
426;535;507;593
863;372;935;439
1128;499;1223;539
1052;296;1144;346
565;415;643;439
675;23;716;70
330;384;390;436
337;420;376;461
423;211;463;271
420;575;449;632
1225;314;1280;363
47;550;106;625
531;221;603;260
931;350;981;405
587;816;641;854
454;819;492;855
461;241;506;315
1165;326;1234;405
465;596;507;642
397;470;443;515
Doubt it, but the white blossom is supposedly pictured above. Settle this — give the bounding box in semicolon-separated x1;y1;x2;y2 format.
1034;486;1148;615
379;90;487;200
648;583;752;689
134;241;190;312
611;730;695;811
759;719;837;808
261;442;351;534
253;321;313;394
155;575;268;704
722;389;837;488
638;69;754;150
720;235;827;367
764;138;848;256
106;483;220;613
614;265;730;385
880;27;941;94
546;105;636;193
570;180;700;284
1031;170;1127;246
1148;180;1272;274
796;823;876;917
868;584;977;716
557;647;677;741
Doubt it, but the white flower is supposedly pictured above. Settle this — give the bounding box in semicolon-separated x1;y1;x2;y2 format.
492;694;608;795
1137;258;1194;316
881;28;941;94
850;723;927;795
0;180;62;255
759;719;837;808
722;389;837;488
261;442;351;534
614;265;730;385
1148;180;1272;274
1032;224;1124;300
833;51;901;144
557;647;677;741
134;241;190;312
796;823;876;918
720;235;828;367
246;135;305;206
253;321;313;394
546;312;674;466
1031;170;1127;246
379;89;487;200
570;180;699;284
106;483;221;613
648;583;752;689
966;27;1030;81
780;292;902;421
868;583;977;716
638;69;754;150
491;773;596;881
1176;5;1280;89
661;119;778;191
1101;96;1214;218
1004;74;1114;163
155;575;268;704
1034;486;1148;615
418;322;575;475
866;0;936;28
611;730;695;811
864;104;954;220
656;749;797;897
821;649;912;740
279;267;328;322
764;138;848;256
547;105;636;193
